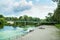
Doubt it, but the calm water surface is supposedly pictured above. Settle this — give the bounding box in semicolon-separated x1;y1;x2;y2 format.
0;26;35;40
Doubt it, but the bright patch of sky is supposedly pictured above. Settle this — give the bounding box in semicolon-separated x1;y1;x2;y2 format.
0;0;57;19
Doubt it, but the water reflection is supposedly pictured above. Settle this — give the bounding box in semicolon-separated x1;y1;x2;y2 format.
0;26;35;40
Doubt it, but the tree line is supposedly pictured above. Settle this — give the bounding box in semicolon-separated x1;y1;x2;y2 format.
0;15;41;28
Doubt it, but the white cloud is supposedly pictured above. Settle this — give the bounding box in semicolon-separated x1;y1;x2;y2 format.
14;2;20;7
0;0;57;19
0;0;33;9
0;0;33;16
18;3;57;19
28;1;33;6
18;0;33;6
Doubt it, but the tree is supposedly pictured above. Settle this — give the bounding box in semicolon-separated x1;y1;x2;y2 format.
45;13;53;22
53;7;60;23
23;15;28;21
0;18;5;29
0;15;4;18
48;13;53;17
19;16;23;20
52;0;60;23
28;17;33;21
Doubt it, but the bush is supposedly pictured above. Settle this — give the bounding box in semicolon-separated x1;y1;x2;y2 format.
41;23;55;25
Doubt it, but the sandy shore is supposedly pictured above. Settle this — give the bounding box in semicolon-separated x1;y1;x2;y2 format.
16;25;60;40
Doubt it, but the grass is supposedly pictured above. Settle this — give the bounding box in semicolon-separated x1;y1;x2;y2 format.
55;24;60;29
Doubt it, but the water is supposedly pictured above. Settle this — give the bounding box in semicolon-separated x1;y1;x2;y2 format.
0;26;35;40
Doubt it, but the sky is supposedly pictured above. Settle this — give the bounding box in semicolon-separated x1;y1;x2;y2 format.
0;0;57;19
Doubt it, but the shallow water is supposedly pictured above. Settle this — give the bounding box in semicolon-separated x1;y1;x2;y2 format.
0;26;35;40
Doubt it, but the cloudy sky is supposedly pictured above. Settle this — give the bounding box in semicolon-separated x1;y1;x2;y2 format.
0;0;57;19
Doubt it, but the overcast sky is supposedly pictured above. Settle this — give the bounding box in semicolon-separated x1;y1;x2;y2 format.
0;0;57;19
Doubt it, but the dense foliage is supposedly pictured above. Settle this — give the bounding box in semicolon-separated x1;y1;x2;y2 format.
0;18;6;29
52;0;60;23
14;15;41;27
52;0;60;29
5;17;18;21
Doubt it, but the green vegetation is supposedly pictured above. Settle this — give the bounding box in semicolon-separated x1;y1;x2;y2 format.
52;0;60;23
5;17;18;21
44;0;60;29
41;13;55;25
52;0;60;29
0;14;41;28
0;15;7;29
0;18;6;29
53;4;60;23
45;13;53;22
13;15;41;27
55;24;60;29
42;0;60;29
0;15;4;18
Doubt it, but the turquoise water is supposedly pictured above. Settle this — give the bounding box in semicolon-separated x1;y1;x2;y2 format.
0;26;35;40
